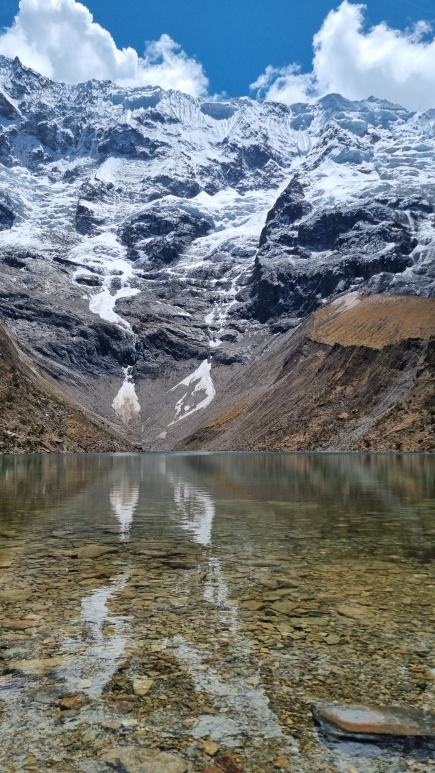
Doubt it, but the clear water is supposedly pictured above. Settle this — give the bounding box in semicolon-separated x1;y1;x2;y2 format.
0;453;434;773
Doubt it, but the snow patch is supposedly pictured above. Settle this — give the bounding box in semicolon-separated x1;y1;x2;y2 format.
329;291;363;314
89;282;139;329
69;233;140;330
169;359;216;425
112;366;141;423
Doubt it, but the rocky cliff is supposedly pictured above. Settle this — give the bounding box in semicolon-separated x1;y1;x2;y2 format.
0;57;434;450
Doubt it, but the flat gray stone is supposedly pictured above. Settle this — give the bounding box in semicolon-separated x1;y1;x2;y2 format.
75;545;117;559
103;747;188;772
313;702;435;738
0;588;32;602
270;600;298;615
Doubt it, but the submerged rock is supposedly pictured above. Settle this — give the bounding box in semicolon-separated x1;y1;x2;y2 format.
132;677;154;696
0;677;25;690
103;746;188;773
336;604;367;620
0;552;14;568
58;692;89;710
74;544;118;559
313;701;435;738
0;588;32;603
1;619;35;631
201;739;220;756
214;755;245;773
8;656;67;675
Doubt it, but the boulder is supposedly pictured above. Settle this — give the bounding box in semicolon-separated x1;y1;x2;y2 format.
313;702;435;738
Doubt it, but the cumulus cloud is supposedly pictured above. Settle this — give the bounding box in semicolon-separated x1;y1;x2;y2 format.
0;0;208;96
251;64;316;106
252;1;435;111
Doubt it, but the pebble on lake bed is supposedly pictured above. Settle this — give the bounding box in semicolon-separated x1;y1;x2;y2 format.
74;545;118;559
336;604;367;620
0;552;14;568
0;588;32;602
7;656;67;675
58;693;89;710
214;755;245;773
132;677;154;696
201;739;221;756
325;634;340;645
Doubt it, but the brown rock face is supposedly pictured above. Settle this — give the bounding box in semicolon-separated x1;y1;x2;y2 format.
313;702;435;737
0;320;132;454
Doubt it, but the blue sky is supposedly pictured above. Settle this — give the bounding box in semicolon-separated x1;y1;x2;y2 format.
82;0;435;97
1;0;435;109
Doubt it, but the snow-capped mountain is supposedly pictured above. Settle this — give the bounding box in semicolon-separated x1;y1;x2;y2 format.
0;55;434;448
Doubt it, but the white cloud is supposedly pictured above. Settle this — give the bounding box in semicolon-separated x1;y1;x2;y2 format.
0;0;208;96
250;64;316;106
136;33;208;95
252;1;435;111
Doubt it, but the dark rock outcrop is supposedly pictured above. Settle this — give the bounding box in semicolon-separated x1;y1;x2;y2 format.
0;202;14;230
97;125;166;158
0;91;18;119
75;202;103;235
247;190;428;322
120;204;212;265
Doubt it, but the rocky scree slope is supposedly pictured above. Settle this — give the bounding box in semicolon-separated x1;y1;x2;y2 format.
0;56;434;449
180;295;435;452
0;320;131;453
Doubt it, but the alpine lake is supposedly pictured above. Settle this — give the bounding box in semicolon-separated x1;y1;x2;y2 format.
0;452;434;773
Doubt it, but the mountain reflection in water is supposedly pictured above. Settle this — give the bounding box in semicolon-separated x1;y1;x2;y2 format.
0;452;434;772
